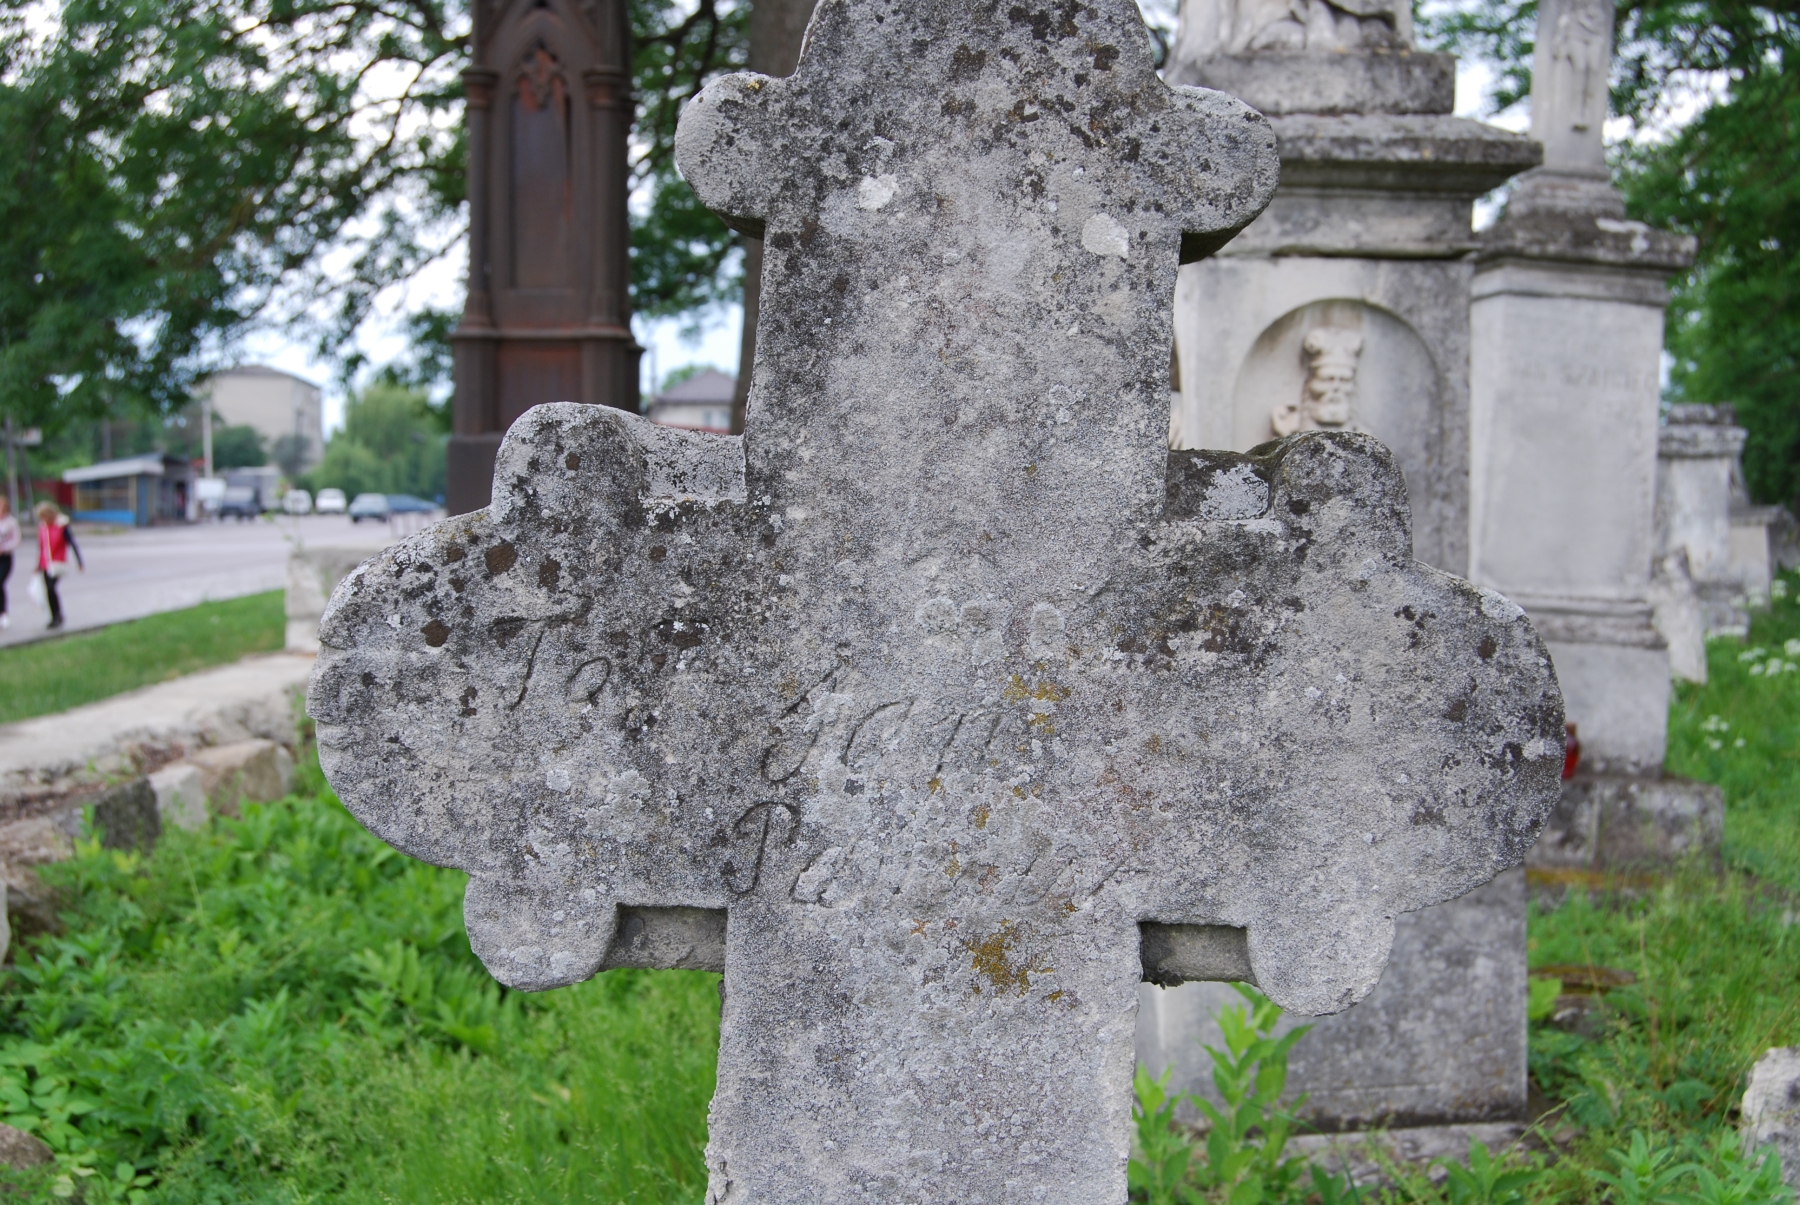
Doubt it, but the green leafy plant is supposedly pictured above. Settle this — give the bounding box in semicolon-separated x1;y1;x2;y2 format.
1189;985;1313;1205
1439;1140;1543;1205
1130;1066;1204;1205
1131;985;1351;1205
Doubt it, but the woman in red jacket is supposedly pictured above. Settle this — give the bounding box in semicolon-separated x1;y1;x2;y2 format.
34;502;83;631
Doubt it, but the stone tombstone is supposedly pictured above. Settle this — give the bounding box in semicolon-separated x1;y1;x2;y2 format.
308;0;1564;1197
1166;0;1539;579
1471;0;1695;781
447;0;643;515
1656;404;1752;636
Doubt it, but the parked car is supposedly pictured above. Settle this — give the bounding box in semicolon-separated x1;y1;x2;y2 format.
348;492;391;523
386;494;438;514
218;486;261;521
314;488;347;514
282;489;313;515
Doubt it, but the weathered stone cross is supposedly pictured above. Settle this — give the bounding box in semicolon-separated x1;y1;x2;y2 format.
309;0;1564;1197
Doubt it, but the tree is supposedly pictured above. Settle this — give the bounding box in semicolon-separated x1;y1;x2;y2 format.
212;425;269;470
3;0;746;428
306;385;446;500
272;433;313;480
1421;0;1800;504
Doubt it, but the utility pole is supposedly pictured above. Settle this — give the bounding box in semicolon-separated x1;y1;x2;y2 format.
3;415;18;519
202;389;214;479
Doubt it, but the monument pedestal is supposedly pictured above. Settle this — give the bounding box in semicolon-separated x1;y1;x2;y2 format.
1470;168;1695;775
1171;114;1538;575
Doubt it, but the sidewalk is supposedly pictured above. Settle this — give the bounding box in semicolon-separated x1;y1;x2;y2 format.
0;652;316;820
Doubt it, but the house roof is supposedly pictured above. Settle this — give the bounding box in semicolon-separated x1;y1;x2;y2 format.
655;369;736;405
64;455;177;483
205;364;322;389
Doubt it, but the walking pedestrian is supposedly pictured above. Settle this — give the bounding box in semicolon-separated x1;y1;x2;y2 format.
0;497;18;630
34;502;82;631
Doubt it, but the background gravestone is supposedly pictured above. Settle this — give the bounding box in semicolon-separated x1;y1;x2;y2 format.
1141;0;1541;1149
445;0;642;514
311;0;1563;1197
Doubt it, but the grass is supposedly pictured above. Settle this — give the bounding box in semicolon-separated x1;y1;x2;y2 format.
0;752;718;1203
0;591;285;725
1489;576;1800;1198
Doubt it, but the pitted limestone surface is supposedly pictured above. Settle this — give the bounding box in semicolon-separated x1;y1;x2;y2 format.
308;0;1562;1199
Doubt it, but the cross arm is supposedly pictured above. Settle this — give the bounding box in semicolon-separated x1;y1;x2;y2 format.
309;404;754;990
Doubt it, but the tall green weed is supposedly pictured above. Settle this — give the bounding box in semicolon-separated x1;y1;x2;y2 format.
0;756;718;1203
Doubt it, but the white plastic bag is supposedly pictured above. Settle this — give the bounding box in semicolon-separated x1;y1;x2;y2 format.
26;571;45;610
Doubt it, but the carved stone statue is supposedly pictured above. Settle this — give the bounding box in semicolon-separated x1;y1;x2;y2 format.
1531;0;1613;173
1273;327;1363;436
1179;0;1409;58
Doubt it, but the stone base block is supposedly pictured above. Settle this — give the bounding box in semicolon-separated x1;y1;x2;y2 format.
94;778;160;852
149;763;208;831
1169;52;1454;117
1541;641;1670;776
1291;1122;1526;1185
1527;774;1722;874
1137;870;1525;1132
187;740;295;818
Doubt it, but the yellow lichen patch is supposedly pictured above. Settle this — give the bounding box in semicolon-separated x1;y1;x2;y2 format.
928;776;944;794
945;856;961;877
966;921;1034;996
1028;711;1057;734
1003;674;1072;704
778;674;799;699
1144;733;1162;753
972;804;990;828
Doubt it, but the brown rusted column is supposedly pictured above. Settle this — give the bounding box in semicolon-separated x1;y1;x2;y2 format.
449;66;501;517
447;0;641;515
582;64;640;414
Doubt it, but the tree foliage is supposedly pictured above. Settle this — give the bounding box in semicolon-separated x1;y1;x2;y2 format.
1;0;746;436
1421;0;1800;504
304;384;446;500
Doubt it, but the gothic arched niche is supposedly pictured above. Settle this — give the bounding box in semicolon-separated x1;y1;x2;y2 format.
1232;299;1441;514
510;37;575;289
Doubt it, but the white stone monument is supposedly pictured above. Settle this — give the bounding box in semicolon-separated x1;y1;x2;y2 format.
1144;0;1543;1151
1471;0;1732;895
1470;0;1694;781
1167;0;1540;579
306;0;1565;1196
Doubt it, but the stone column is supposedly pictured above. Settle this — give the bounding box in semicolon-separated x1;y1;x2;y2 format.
1469;0;1694;777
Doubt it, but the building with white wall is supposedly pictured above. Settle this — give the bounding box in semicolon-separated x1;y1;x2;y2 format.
203;365;324;472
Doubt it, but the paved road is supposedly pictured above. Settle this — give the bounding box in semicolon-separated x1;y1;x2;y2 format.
0;513;429;649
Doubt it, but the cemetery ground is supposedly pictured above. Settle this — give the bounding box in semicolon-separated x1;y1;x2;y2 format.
0;595;1792;1202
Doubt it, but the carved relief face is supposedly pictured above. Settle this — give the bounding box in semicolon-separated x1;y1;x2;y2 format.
1305;362;1357;428
1272;326;1363;437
